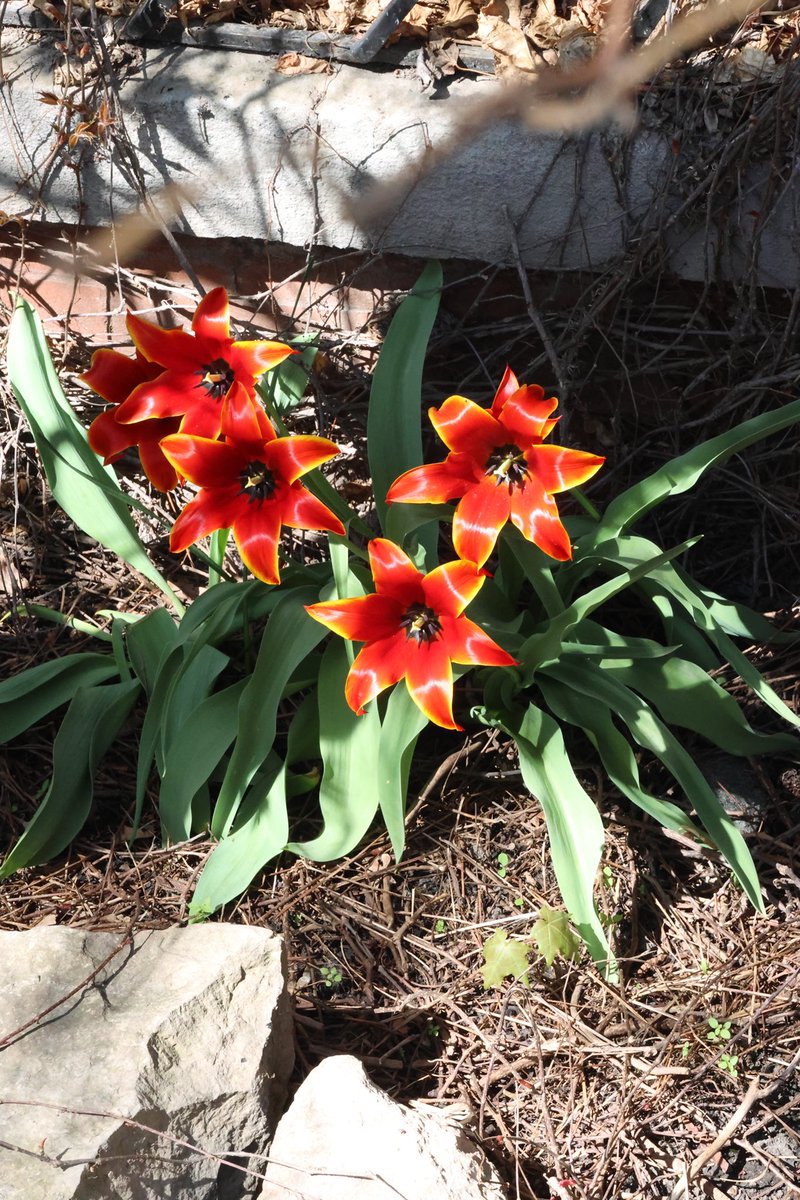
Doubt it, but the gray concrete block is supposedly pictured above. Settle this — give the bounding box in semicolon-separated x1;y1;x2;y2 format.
1;21;798;285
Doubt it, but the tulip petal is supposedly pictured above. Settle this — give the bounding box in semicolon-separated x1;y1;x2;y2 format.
222;381;274;445
490;365;520;417
266;435;340;485
138;437;181;492
368;539;423;605
232;502;284;585
115;371;199;424
440;613;517;668
526;444;605;494
280;484;346;537
429;395;502;458
423;559;486;618
87;409;136;463
404;639;459;730
160;434;246;488
230;339;296;379
81;349;161;406
345;633;408;715
306;593;402;643
88;409;180;476
126;311;201;373
452;479;511;568
170;486;244;552
498;386;559;446
509;482;572;561
192;287;230;341
387;458;475;505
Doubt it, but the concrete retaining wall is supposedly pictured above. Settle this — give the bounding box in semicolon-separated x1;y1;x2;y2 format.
2;14;798;289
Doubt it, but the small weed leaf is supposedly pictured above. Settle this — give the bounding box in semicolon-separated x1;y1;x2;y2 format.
532;905;582;968
481;928;531;989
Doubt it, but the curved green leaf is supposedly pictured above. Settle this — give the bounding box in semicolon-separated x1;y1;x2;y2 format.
287;640;381;862
602;653;799;757
599;398;800;537
7;300;183;612
551;660;764;912
212;587;325;837
500;702;613;976
378;684;428;859
189;755;289;920
0;680;140;876
539;673;702;837
587;535;800;729
0;653;118;744
518;539;698;679
158;673;242;843
369;260;442;561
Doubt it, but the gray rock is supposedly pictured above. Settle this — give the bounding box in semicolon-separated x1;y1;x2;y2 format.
261;1055;508;1200
0;924;293;1200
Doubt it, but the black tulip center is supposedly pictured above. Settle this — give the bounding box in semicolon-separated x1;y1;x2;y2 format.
401;603;442;644
240;460;276;503
485;443;529;491
197;357;235;400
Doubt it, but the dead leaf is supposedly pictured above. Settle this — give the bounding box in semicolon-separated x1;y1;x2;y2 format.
392;3;438;40
276;52;333;74
478;4;541;75
440;0;479;29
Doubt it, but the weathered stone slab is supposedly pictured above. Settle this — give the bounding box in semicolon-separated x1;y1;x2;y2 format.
0;924;293;1200
2;17;797;287
261;1055;508;1200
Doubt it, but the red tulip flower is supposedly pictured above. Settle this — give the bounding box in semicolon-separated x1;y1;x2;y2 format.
114;287;295;439
305;538;517;729
81;348;181;492
160;383;345;585
387;368;605;567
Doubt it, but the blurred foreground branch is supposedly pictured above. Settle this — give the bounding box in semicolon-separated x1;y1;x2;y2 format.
352;0;769;226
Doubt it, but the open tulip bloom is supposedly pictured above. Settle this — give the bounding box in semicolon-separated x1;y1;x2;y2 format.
82;348;182;492
387;367;605;566
113;287;295;439
160;382;345;584
306;538;517;729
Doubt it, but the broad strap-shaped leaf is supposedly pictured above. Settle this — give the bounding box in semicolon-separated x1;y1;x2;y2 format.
175;579;276;647
0;680;140;877
551;659;764;912
212;587;326;837
587;535;800;730
518;538;698;680
159;680;247;842
377;684;428;860
126;609;182;836
600;651;799;757
368;260;442;558
674;569;796;645
0;653;119;744
7;300;183;612
288;640;382;862
189;755;289;920
598;397;800;538
539;673;702;837
501;702;613;976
